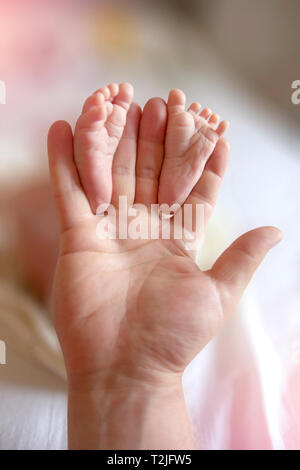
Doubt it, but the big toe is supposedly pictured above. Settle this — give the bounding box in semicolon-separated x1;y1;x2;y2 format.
113;82;134;111
167;88;186;114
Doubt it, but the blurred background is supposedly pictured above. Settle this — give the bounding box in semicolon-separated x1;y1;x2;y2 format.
1;0;299;177
0;0;299;449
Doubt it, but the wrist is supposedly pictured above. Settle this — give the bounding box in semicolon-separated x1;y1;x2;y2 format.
68;371;196;450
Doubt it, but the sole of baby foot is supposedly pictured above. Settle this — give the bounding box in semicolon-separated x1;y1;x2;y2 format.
74;82;134;213
159;88;229;208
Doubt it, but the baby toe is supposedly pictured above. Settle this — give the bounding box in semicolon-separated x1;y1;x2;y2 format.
167;88;186;114
95;86;111;100
188;102;201;114
82;92;105;114
208;113;220;128
200;108;211;120
216;120;230;136
113;82;134;111
108;82;119;98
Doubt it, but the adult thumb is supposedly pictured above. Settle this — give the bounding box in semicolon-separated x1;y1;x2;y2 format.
210;226;282;315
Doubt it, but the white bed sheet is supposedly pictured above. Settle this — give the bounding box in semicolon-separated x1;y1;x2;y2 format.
0;349;67;450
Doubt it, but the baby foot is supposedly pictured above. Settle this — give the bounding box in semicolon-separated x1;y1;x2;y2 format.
74;82;133;213
158;88;229;208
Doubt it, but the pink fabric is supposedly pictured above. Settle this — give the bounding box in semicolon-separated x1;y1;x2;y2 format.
183;293;300;450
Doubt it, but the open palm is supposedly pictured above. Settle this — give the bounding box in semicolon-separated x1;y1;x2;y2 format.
48;93;281;388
